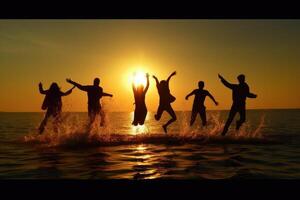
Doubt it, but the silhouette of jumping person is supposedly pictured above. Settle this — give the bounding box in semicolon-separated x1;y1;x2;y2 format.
38;82;75;134
66;78;113;130
132;73;150;126
185;81;218;127
153;71;177;133
218;74;257;136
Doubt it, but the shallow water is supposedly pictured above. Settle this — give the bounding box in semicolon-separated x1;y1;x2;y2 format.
0;110;299;179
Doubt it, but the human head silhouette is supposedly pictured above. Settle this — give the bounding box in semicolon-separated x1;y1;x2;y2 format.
160;80;167;86
94;78;100;86
237;74;245;84
49;82;60;93
198;81;204;89
159;80;168;91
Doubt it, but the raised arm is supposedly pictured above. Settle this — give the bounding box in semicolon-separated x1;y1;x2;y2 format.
132;82;136;92
218;74;234;89
185;90;196;100
167;71;176;83
39;82;47;94
152;75;159;88
144;73;150;93
66;78;88;91
61;86;75;96
207;91;219;106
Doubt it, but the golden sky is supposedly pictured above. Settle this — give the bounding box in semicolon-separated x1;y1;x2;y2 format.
0;20;300;112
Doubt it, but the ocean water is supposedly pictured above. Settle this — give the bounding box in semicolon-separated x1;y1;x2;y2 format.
0;110;299;179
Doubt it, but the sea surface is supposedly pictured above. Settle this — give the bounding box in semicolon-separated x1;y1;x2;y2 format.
0;110;299;179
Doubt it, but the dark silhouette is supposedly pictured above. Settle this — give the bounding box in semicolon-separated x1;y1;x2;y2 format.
218;74;257;136
66;78;113;130
185;81;218;127
38;82;75;134
132;73;150;126
153;71;177;133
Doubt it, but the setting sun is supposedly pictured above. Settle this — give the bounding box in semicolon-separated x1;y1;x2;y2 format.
132;71;147;88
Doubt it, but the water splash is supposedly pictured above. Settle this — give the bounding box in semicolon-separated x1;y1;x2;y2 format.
179;112;265;138
24;111;270;148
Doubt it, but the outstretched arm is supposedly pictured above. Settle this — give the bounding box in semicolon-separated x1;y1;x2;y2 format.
61;86;75;96
167;71;176;83
185;90;195;100
66;78;88;91
207;92;219;106
102;92;113;97
39;82;47;94
144;73;150;93
218;74;234;89
245;85;257;98
152;75;159;88
247;92;257;98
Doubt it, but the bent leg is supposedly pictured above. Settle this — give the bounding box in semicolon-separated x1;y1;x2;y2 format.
38;111;51;134
155;105;164;121
222;107;237;136
163;105;177;133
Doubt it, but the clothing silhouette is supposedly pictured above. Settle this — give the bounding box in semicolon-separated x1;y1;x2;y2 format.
218;74;257;136
38;82;74;134
153;71;177;133
66;78;113;130
132;73;150;126
185;81;218;126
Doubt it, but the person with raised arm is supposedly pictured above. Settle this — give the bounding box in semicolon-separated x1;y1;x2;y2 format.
66;78;113;130
132;73;150;126
152;71;177;133
38;82;75;134
218;74;257;136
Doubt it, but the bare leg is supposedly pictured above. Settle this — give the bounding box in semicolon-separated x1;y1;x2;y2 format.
221;106;237;136
190;110;197;126
132;107;138;126
155;105;164;121
199;108;207;127
38;110;53;134
236;106;246;130
163;105;177;133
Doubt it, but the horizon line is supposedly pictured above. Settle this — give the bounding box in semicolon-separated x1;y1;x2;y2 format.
1;108;300;113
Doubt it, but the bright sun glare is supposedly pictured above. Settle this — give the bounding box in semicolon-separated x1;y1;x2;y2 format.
133;70;147;88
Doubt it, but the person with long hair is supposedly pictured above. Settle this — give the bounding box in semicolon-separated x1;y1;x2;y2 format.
132;73;150;126
38;82;75;134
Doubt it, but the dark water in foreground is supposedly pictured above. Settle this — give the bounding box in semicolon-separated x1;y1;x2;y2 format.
0;110;299;179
